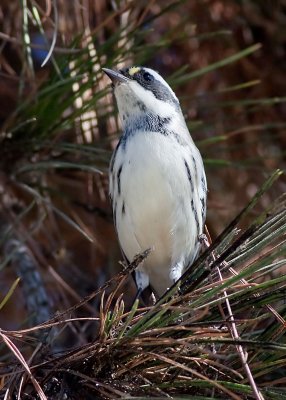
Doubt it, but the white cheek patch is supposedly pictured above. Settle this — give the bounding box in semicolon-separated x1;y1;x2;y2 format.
114;72;178;122
128;81;176;118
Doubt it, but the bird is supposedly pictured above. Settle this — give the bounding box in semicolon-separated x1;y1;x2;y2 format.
103;66;207;300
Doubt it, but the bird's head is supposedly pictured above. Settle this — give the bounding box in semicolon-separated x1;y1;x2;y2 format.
103;66;181;127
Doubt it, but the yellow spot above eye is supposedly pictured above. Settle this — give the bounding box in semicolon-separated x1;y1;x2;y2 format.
129;66;141;76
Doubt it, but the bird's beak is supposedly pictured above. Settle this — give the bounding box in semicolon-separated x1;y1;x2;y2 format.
102;68;130;85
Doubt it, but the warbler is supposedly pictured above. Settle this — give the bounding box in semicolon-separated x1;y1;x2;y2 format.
103;66;207;299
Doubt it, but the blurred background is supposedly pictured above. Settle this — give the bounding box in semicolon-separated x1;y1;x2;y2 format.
0;0;285;343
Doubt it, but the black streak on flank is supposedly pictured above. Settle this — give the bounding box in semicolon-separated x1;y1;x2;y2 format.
201;175;207;194
122;202;125;216
113;201;117;228
192;155;198;177
172;132;188;146
184;159;194;193
201;197;206;221
191;199;200;232
117;164;123;195
110;139;121;173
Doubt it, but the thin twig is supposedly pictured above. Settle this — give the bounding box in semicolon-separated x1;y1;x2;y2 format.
203;229;265;400
216;266;265;400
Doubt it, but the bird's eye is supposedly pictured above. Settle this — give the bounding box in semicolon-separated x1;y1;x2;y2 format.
143;72;154;82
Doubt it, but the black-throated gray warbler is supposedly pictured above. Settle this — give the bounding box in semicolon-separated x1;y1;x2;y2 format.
103;66;207;299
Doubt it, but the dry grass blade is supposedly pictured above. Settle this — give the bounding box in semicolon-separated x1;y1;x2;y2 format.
0;278;20;311
0;331;47;400
146;352;241;400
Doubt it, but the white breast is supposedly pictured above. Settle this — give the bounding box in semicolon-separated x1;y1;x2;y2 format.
110;130;206;297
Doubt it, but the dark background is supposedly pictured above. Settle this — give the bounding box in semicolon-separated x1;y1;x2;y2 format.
0;0;285;337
